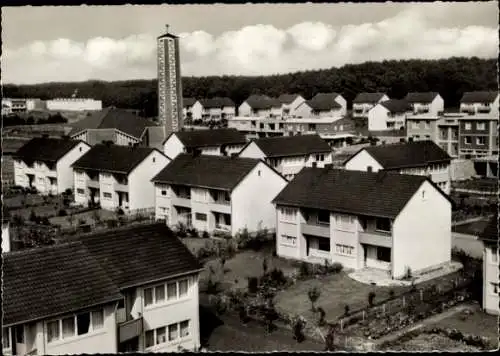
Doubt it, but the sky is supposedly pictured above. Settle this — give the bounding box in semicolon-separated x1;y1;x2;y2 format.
2;2;499;84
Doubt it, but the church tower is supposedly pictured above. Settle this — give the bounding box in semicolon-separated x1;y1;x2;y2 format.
157;25;183;137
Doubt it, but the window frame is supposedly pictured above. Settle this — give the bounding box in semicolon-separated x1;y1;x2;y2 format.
103;192;113;199
280;234;297;247
45;308;104;344
143;278;191;308
377;246;391;262
375;217;391;232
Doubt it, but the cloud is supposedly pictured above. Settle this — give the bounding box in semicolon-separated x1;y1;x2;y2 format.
2;7;498;84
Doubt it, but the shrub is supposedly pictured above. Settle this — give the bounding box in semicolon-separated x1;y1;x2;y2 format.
206;277;220;295
389;290;395;299
29;209;37;222
116;208;125;216
344;304;350;316
260;268;288;289
368;291;376;307
298;262;312;279
64;188;73;196
404;266;413;280
247;277;259;294
292;316;306;343
331;261;343;274
308;287;321;312
202;230;210;239
176;222;187;238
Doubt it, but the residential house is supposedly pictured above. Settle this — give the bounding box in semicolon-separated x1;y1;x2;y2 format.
344;140;452;194
152;154;288;236
277;94;306;118
478;213;499;315
69;107;159;147
72;144;170;212
238;134;333;180
458;114;499;159
294;93;347;118
460;91;499;116
238;95;283;118
199;97;236;121
2;223;203;355
367;99;411;131
162;128;247;159
182;98;203;122
272;168;453;279
13;137;91;195
352;93;389;118
404;92;444;116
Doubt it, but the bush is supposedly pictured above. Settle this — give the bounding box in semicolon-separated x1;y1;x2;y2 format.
29;209;38;222
389;290;395;299
176;222;187;238
292;316;306;343
308;287;321;312
260;268;288;289
207;277;220;295
58;209;68;217
187;227;198;237
344;304;350;316
368;291;376;307
298;261;312;279
202;230;210;239
247;277;259;294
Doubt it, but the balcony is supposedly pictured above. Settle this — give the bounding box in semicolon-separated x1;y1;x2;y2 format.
118;316;143;343
416;108;430;114
301;222;330;238
172;195;191;208
477;107;491;114
359;230;392;248
114;182;129;192
214;223;231;233
87;179;100;189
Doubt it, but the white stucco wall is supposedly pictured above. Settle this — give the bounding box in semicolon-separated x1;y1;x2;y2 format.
238;102;252;117
334;95;347;117
56;142;91;194
2;223;10;253
237;142;267;159
293;102;313;118
344;150;384;172
367;104;390;131
483;245;499;315
230;162;287;235
163;134;185;160
392;180;451;278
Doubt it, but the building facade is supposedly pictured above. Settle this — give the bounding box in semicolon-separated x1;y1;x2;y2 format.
45;98;102;111
460;91;499;116
352;93;389;118
367;99;410;131
294;93;347;118
405;92;444;116
478;214;499;315
458;115;499;159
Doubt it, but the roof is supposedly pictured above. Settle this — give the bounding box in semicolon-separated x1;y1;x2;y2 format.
379;99;412;113
479;213;498;244
72;144;160;174
244;95;282;110
152;154;260;191
168;128;247;148
278;94;300;105
69;107;157;138
306;93;342;111
142;126;166;150
2;242;123;327
249;134;331;158
273;168;439;218
13;137;83;163
461;91;499;104
353;92;387;104
157;30;179;39
77;223;203;289
183;98;197;107
345;140;451;169
200;97;235;108
404;92;439;103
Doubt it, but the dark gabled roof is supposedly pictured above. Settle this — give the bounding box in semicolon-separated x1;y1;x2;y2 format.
244;95;282;110
169;128;247;148
379;99;412;113
69;107;157;138
479;212;498;245
404;92;440;103
278;94;300;105
13;137;83;163
77;223;202;289
353;92;387;104
152;154;259;191
72;144;160;174
306;93;342;111
250;134;331;158
2;242;123;327
273;168;433;218
345;140;450;169
200;97;235;108
142;126;166;150
183;98;197;107
461;91;499;104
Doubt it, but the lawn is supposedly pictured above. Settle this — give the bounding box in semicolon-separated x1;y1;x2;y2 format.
50;209;117;227
274;272;408;323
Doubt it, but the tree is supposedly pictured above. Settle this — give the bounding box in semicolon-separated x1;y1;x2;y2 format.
308;287;321;312
66;214;75;227
324;326;336;351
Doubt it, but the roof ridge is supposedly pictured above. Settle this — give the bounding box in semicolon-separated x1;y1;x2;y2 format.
3;240;82;257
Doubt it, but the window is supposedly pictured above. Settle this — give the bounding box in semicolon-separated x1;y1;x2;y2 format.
492;248;498;263
91;310;104;330
2;328;10;349
168;323;178;341
490;283;498;295
167;282;177;300
465;122;472;130
425;135;430;139
317;210;330;225
155;285;165;303
422;190;426;200
156;327;167;344
412;121;419;129
62;317;75;338
336;244;354;256
145;330;155;348
76;188;85;195
152;157;156;163
179;279;189;297
195;213;207;222
144;288;154;306
316;154;325;161
318;238;330;252
281;235;297;246
180;320;190;338
476;137;486;145
424;121;430;129
375;218;391;232
161;189;167;196
77;313;90;335
47;321;60;343
464;136;471;145
377;247;391;262
367;166;373;172
280;207;296;222
103;192;112;199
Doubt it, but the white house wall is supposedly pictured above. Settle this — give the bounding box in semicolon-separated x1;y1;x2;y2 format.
334;95;347;116
230;162;287;235
392;181;451;278
238;102;252;117
483;245;499;315
56;142;91;194
367;105;390;131
163;134;185;159
293;102;313;118
344;150;384;172
237;142;267;160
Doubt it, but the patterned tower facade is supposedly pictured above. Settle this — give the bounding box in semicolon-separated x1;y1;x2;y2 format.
157;26;183;136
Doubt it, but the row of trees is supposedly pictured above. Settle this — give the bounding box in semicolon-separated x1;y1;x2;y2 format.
2;113;68;126
3;57;496;118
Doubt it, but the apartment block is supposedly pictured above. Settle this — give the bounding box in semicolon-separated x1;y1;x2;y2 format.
13;137;91;195
352;93;389;118
273;168;453;279
404;92;444;116
238;134;333;180
2;224;203;355
368;99;411;131
344;140;452;194
182;98;203;121
152;154;287;236
199;97;235;121
294;93;347;118
479;213;499;315
458;115;499;159
460;91;499;116
72;144;170;212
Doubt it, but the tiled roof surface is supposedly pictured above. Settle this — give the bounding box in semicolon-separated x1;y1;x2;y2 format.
69;107;156;138
152;153;259;190
72;143;158;174
183;98;197;107
306;93;342;111
479;213;498;244
200;97;235;108
174;128;247;148
353;92;387;104
13;137;82;163
2;242;123;326
245;95;282;110
354;140;451;169
142;126;166;150
77;223;203;289
273;167;427;218
404;92;439;103
252;134;331;158
278;94;300;105
460;91;499;104
379;99;412;113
